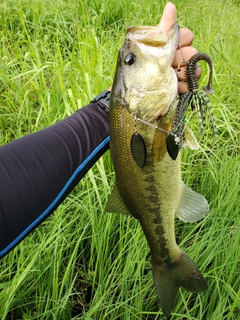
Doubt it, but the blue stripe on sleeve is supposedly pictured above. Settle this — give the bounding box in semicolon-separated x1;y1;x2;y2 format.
0;136;110;258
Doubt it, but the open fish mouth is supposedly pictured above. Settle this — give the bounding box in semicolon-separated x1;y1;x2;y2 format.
125;24;179;63
126;26;169;46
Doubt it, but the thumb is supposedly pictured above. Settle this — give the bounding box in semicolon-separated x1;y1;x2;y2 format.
156;2;177;33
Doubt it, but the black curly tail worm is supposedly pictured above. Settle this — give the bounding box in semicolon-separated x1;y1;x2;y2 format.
186;52;214;94
166;52;214;160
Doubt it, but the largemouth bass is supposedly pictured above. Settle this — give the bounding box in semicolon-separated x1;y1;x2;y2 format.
106;23;209;317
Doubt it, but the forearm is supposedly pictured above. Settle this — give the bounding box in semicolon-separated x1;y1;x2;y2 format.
0;103;109;258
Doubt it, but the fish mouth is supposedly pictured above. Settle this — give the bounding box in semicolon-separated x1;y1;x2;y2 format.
126;24;179;46
126;26;169;47
126;24;179;62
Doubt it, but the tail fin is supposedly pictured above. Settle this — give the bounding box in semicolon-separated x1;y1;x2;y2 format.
152;251;208;318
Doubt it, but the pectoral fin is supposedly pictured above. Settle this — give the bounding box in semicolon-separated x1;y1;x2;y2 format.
183;126;199;150
105;184;131;215
176;182;210;222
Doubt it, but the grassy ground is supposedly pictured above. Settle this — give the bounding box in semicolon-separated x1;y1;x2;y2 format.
0;0;239;319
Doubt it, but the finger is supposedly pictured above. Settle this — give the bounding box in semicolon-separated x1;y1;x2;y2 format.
156;2;177;32
179;28;194;47
174;64;201;81
172;46;198;67
176;65;202;92
178;81;189;93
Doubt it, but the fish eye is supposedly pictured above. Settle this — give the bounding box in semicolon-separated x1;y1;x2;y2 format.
124;53;136;65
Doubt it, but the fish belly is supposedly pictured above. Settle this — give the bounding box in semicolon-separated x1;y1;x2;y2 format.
110;103;208;317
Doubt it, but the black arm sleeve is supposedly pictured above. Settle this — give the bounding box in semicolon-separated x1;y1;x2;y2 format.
0;103;109;258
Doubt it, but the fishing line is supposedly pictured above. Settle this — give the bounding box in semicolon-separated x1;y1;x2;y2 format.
130;109;181;165
131;112;175;135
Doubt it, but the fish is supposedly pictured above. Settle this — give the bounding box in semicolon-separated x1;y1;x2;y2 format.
106;23;209;318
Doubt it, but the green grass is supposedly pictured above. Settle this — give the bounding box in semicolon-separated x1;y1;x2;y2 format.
0;0;239;319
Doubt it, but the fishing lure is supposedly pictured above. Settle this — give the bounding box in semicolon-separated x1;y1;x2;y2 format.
167;52;217;160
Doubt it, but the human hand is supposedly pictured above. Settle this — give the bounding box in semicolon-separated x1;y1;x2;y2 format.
156;2;201;92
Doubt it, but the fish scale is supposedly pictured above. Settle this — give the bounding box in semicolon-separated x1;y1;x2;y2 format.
111;106;181;266
106;23;210;318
